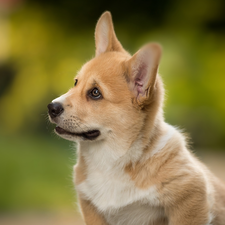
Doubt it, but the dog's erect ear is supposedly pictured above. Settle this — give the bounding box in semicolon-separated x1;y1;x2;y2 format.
126;43;162;107
95;11;125;56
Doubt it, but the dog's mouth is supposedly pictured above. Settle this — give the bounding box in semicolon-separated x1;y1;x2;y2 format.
55;126;100;140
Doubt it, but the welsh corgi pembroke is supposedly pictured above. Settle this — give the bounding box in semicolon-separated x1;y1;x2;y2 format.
48;11;225;225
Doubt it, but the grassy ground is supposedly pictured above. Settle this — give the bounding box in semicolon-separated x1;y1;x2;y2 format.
0;213;84;225
1;134;225;225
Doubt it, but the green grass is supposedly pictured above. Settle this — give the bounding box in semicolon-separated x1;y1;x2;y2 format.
0;133;77;212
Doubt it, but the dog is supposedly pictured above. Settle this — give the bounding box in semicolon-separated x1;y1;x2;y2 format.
48;11;225;225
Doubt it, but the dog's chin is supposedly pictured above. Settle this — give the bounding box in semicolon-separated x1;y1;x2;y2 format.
54;126;101;141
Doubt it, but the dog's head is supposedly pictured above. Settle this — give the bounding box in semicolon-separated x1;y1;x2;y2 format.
48;12;162;143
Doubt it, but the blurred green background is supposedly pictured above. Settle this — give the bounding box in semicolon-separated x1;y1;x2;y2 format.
0;0;225;224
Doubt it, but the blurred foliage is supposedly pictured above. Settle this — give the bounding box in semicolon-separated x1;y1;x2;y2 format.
0;0;225;212
1;0;224;147
0;133;76;212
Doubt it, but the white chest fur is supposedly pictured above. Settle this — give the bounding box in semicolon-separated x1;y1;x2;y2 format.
77;166;159;211
76;141;163;225
75;126;176;224
76;165;163;225
76;138;160;207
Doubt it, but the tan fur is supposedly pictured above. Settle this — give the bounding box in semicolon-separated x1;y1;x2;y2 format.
49;11;225;225
74;151;87;185
78;197;109;225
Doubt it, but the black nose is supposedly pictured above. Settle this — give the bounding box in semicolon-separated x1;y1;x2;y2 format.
47;102;64;118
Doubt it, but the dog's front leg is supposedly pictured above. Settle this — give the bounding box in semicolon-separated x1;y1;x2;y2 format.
78;196;109;225
166;200;210;225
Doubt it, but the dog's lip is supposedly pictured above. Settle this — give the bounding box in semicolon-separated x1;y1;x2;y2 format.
55;126;100;140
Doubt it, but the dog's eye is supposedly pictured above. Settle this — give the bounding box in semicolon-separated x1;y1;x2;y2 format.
74;79;78;86
89;88;102;99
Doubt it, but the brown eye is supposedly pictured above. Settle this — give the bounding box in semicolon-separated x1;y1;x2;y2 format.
74;79;78;86
89;88;102;99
